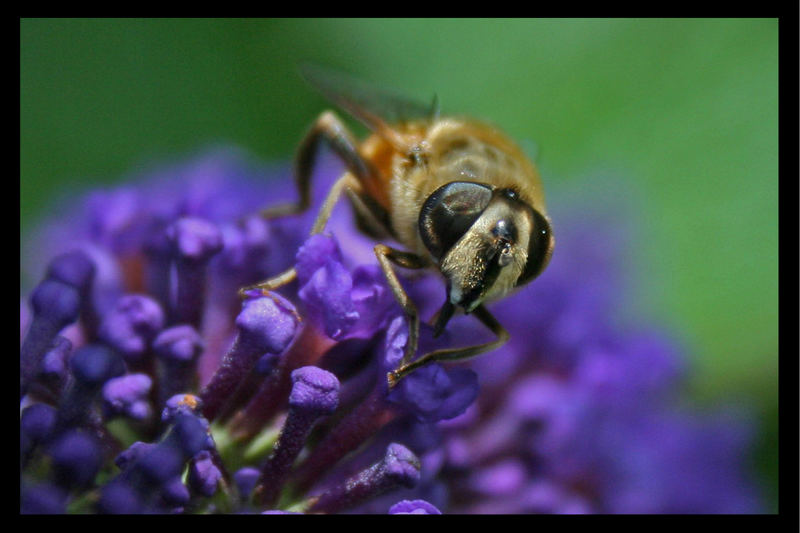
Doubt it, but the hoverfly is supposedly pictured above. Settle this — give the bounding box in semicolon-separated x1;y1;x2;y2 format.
241;65;554;388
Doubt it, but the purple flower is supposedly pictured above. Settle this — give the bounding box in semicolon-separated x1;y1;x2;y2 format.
388;499;442;514
20;147;763;514
102;374;153;420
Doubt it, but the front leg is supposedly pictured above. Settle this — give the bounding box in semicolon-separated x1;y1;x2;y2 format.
374;244;429;369
239;173;361;296
387;304;509;389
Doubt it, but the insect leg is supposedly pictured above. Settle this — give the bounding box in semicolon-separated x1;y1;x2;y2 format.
240;111;379;297
258;110;375;219
239;173;361;295
387;304;509;389
374;244;429;369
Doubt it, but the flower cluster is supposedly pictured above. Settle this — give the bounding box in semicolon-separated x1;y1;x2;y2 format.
20;147;762;513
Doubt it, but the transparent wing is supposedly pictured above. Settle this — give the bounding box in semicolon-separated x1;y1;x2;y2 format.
299;63;439;132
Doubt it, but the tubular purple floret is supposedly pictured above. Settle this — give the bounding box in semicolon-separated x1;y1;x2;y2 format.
166;217;224;327
307;442;421;514
154;325;205;404
21;403;58;463
21;279;82;397
55;344;126;430
382;442;422;486
233;467;261;500
21;404;58;444
46;249;96;295
290;384;398;493
256;366;340;506
30;278;83;327
44;249;97;332
288;366;340;415
235;293;300;353
69;343;127;386
200;294;299;421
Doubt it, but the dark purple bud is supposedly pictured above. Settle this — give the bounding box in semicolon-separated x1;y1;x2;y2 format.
21;403;58;444
388;499;443;514
201;294;299;420
97;294;165;364
234;467;261;500
308;443;421;514
135;445;185;486
70;343;126;386
169;413;213;458
46;249;95;295
97;479;145;514
21;483;68;514
187;450;222;497
47;430;103;489
30;278;82;328
166;217;223;327
102;374;153;420
57;344;125;429
115;441;156;471
21;279;82;396
257;367;339;505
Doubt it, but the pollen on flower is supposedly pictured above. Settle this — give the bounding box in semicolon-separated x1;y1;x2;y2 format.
20;148;763;514
179;394;199;410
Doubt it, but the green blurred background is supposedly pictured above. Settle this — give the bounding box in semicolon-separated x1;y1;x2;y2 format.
20;18;778;509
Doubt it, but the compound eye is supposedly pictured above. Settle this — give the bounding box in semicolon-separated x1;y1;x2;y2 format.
419;181;493;260
516;207;554;286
